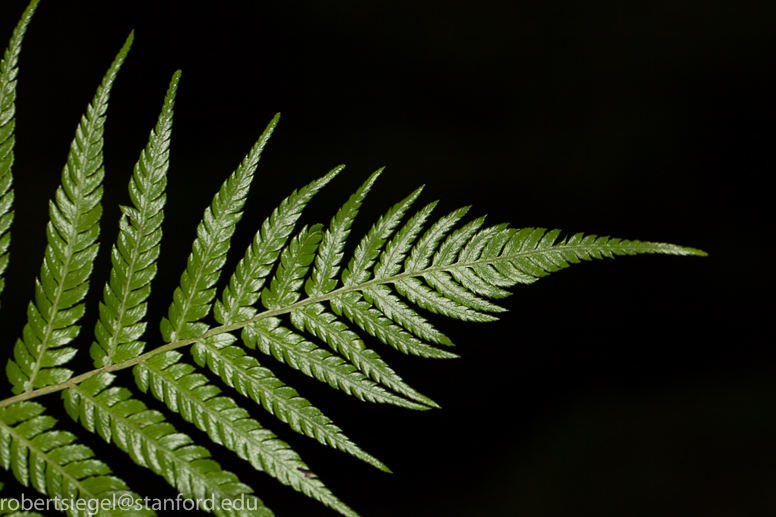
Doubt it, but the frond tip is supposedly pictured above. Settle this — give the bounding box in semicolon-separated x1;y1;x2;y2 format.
463;227;707;288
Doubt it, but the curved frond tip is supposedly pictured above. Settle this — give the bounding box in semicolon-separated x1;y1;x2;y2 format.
0;0;41;307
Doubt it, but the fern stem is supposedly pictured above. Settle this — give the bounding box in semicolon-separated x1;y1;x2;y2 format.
0;236;705;407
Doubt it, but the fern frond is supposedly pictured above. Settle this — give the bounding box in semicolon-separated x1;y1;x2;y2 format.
132;353;358;517
243;318;429;410
357;223;705;340
454;222;514;287
63;374;272;517
91;71;179;368
373;200;436;279
205;167;391;470
7;33;134;394
447;223;512;298
0;5;708;516
404;206;470;272
424;216;510;311
0;401;151;517
141;115;361;513
387;206;501;322
451;227;706;288
191;334;389;471
368;223;704;323
160;114;279;343
0;0;39;306
394;277;498;322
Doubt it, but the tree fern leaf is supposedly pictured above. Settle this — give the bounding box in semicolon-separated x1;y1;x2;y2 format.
132;353;358;517
243;318;428;410
7;32;134;394
306;169;382;297
91;71;180;368
363;285;454;346
427;218;507;311
0;0;39;307
291;303;438;407
260;225;323;310
0;401;151;517
551;231;705;271
215;166;342;325
331;291;457;359
458;222;507;261
191;334;389;472
161;114;279;343
64;374;271;517
342;186;423;287
454;228;707;288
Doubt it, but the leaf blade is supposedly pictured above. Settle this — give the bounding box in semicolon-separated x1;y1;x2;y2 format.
161;114;279;343
91;71;180;367
0;0;40;307
7;32;134;393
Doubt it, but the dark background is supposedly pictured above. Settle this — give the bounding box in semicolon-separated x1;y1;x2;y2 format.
0;1;773;516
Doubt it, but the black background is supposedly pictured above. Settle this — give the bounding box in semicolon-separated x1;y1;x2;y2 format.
0;1;773;516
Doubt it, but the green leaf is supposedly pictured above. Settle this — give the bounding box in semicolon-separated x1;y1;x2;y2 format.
132;353;357;517
160;114;279;343
306;169;382;297
461;227;707;288
215;166;342;325
0;0;39;308
331;291;457;359
291;303;439;407
0;401;151;517
7;31;134;394
191;334;389;472
91;71;180;368
243;317;429;410
261;225;323;310
341;186;423;287
0;4;707;516
363;284;454;347
64;373;271;517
